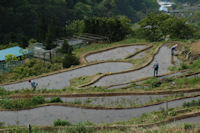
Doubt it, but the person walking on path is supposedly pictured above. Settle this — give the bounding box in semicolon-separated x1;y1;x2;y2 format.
28;80;38;91
153;61;159;77
171;44;178;56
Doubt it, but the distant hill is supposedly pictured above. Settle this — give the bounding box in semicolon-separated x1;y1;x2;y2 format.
0;0;159;45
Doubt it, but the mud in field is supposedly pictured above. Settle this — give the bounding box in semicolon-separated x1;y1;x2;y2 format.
0;95;200;126
92;46;180;87
86;45;146;62
1;62;133;90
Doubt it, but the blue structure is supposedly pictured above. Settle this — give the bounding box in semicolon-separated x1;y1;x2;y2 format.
159;6;168;12
0;46;29;62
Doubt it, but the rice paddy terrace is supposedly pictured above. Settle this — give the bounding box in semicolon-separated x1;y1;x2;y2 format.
1;42;200;128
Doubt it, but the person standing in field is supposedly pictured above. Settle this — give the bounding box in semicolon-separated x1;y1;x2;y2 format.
171;44;178;56
153;61;159;77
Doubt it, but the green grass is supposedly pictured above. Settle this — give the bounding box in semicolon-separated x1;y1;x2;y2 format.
70;73;102;87
0;96;45;109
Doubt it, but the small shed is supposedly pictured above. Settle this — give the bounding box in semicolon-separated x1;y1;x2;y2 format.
0;46;30;62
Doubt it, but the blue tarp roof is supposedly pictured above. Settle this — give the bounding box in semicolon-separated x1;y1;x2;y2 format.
0;46;29;61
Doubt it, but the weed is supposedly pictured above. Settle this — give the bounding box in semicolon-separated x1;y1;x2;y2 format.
65;123;94;133
53;119;71;126
50;97;63;103
184;123;193;130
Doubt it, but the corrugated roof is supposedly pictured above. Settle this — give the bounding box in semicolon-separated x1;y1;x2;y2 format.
0;46;29;61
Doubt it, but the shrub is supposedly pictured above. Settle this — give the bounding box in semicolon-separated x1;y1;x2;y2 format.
31;96;45;105
59;41;73;55
53;119;71;126
179;63;189;70
0;88;10;96
7;59;62;81
0;96;45;109
184;123;193;130
169;111;177;116
62;54;79;68
50;97;63;103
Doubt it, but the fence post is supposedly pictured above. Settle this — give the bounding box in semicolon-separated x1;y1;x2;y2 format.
28;124;32;133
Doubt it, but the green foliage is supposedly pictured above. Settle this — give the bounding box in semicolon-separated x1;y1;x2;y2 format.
12;59;61;79
62;54;80;68
0;0;158;45
137;13;196;41
66;123;93;133
53;119;71;127
0;88;11;96
177;59;200;71
50;97;63;103
183;99;200;107
59;41;73;55
0;96;45;109
179;63;189;70
5;54;19;63
83;16;131;42
0;59;62;83
169;111;177;116
66;20;85;36
184;123;194;130
31;96;45;105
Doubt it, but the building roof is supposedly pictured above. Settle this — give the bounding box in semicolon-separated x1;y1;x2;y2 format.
0;46;29;61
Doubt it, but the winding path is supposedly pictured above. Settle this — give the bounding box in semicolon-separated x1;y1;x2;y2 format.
91;46;180;87
86;45;146;62
1;62;133;90
0;95;200;126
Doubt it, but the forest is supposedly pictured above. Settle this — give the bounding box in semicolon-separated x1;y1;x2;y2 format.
0;0;158;46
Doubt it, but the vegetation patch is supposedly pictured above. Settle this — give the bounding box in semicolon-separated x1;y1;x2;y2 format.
70;73;102;87
0;59;62;84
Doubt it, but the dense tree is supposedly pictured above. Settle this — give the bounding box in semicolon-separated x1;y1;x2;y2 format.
138;13;195;41
0;0;158;46
59;41;73;55
83;17;131;42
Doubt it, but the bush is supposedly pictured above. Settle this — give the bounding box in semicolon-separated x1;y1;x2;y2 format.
169;111;177;116
0;88;11;96
59;41;73;55
31;96;45;105
0;96;45;109
53;119;71;126
84;16;131;42
63;54;80;68
184;123;193;130
50;97;63;103
8;59;62;81
179;63;189;70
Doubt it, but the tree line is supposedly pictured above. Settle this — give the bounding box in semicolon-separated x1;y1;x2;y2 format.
0;0;158;46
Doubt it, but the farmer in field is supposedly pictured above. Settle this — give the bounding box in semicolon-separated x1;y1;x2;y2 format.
153;61;159;77
171;44;178;56
28;80;38;91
